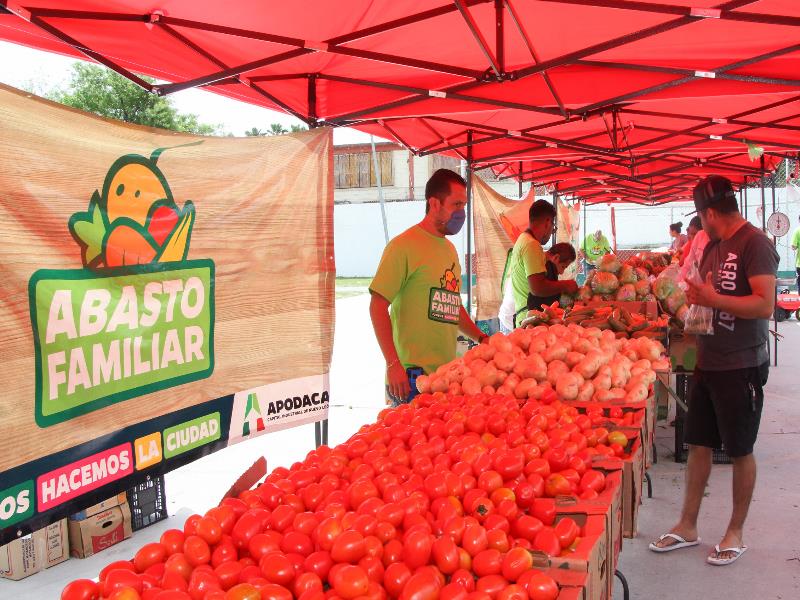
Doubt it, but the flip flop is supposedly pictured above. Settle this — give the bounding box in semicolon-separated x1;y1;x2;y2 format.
649;533;701;553
707;544;748;566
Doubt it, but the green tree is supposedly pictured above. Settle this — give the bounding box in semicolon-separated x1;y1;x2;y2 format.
52;63;219;135
245;123;307;136
290;124;308;133
268;123;288;135
245;127;266;137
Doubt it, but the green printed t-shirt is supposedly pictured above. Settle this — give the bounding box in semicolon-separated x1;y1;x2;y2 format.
370;226;462;375
509;231;546;315
793;227;800;267
583;233;611;264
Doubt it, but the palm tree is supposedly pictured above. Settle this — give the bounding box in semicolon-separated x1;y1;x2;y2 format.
245;127;265;137
268;123;289;135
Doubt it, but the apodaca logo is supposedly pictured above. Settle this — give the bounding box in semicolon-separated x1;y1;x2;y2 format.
68;145;197;269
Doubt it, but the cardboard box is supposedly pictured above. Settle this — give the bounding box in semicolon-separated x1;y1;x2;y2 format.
618;431;645;538
71;491;127;521
0;518;69;580
69;502;132;558
550;514;609;600
550;569;588;600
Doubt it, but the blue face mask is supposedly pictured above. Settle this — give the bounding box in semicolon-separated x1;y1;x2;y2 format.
445;209;466;235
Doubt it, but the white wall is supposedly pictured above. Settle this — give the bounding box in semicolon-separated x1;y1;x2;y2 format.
335;185;800;278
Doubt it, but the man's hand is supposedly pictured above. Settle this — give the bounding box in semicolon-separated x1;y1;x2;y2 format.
387;362;410;403
686;272;718;308
561;279;579;295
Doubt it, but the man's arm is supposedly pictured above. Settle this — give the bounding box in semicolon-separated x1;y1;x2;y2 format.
528;273;578;297
687;273;776;319
369;292;410;400
459;306;487;342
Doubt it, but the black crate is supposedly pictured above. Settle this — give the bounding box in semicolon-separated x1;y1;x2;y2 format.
674;377;732;464
128;475;168;531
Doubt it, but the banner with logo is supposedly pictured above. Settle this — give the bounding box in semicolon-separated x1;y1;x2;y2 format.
472;178;517;321
0;85;334;542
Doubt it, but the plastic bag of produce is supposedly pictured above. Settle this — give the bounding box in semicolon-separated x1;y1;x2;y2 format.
634;267;650;281
598;253;622;274
590;271;620;294
616;283;636;301
634;279;651;298
682;264;714;335
618;264;637;284
665;288;688;314
653;265;680;300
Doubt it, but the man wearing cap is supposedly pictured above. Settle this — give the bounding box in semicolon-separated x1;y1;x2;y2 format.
650;175;778;566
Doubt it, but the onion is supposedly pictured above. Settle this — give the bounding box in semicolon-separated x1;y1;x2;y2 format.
515;378;537;399
416;375;431;394
462;377;482;396
478;364;499;388
431;376;449;393
489;333;514;354
493;351;516;373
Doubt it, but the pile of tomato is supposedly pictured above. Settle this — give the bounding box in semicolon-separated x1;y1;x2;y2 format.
62;392;630;600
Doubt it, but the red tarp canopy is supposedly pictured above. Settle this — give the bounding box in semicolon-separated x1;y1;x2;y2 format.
2;0;799;202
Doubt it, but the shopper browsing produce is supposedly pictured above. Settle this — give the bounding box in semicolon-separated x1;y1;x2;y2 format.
369;169;487;407
509;201;578;327
668;221;689;254
650;175;779;566
580;229;611;272
679;216;710;282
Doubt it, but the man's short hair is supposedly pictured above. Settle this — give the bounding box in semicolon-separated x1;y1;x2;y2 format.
549;243;576;263
529;199;556;224
693;175;739;215
425;169;466;214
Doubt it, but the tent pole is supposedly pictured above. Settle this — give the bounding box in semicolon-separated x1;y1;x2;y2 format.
760;156;767;233
518;161;523;199
552;188;558;244
371;135;389;245
467;130;474;316
771;170;778;367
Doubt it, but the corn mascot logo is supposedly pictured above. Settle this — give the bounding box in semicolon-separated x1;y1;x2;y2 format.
29;145;215;427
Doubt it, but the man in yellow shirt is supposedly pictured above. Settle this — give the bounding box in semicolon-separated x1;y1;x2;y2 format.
510;200;578;326
369;169;487;406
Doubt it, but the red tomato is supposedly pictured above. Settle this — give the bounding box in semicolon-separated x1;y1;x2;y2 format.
524;572;559;600
248;532;281;561
104;570;143;596
493;451;524;480
100;561;136;582
331;565;369;600
259;552;295;586
531;499;556;527
134;543;168;573
462;525;488;557
304;551;333;580
476;575;509;599
449;569;476;593
231;511;263;550
402;530;432;569
399;569;442;600
383;563;412;599
477;471;503;493
281;531;313;557
214;561;244;590
375;521;397;543
183;514;202;537
61;579;100;600
579;470;605;494
501;547;533;583
270;505;297;532
331;530;367;563
382;539;404;567
554;518;580;549
486;529;510;553
359;555;386;584
431;537;460;574
543;474;571;498
440;583;469;600
159;530;186;556
187;570;221;598
254;584;292;600
532;529;561;557
523;459;550;479
472;549;502;577
511;515;543;542
183;535;211;567
193;517;222;546
496;585;528;600
559;469;580;491
225;583;264;600
294;572;324;598
163;554;192;582
315;518;343;551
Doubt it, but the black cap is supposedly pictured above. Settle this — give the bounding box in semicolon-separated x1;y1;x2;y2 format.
688;175;736;215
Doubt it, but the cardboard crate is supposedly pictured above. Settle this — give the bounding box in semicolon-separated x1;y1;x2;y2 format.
556;464;623;594
550;514;609;600
0;518;69;580
617;430;645;538
550;569;589;600
68;502;132;558
70;491;127;521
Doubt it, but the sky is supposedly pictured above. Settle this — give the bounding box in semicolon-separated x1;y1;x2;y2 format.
0;41;379;145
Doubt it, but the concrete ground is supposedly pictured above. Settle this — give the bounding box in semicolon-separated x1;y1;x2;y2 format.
4;293;799;598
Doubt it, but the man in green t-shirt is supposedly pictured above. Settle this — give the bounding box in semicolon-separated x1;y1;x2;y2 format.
791;216;800;291
370;169;487;406
509;200;578;325
580;230;612;271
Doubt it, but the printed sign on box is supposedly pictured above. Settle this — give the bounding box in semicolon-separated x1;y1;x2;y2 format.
228;374;330;445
